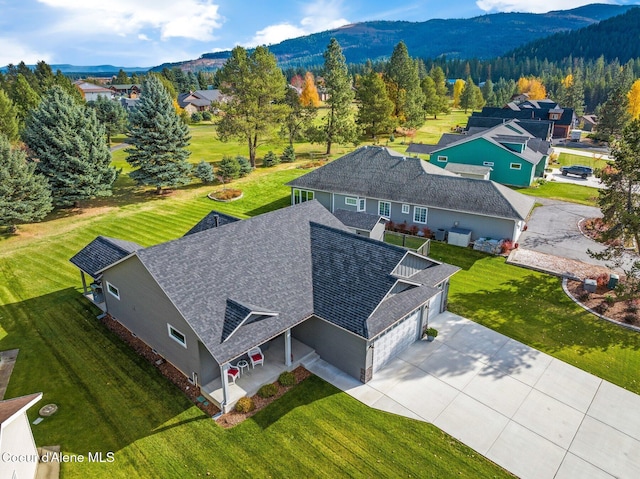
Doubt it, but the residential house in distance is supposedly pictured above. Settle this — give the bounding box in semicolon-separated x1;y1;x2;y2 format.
579;114;598;132
177;89;222;114
0;392;43;479
407;120;551;187
287;146;534;242
109;84;141;98
470;99;576;139
70;201;458;412
73;80;113;101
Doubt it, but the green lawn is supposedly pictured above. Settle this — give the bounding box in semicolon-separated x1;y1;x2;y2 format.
514;182;599;206
556;152;611;170
428;243;640;395
1;115;514;477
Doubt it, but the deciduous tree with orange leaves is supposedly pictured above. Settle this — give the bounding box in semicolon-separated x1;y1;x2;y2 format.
516;76;546;100
300;72;320;107
628;79;640;120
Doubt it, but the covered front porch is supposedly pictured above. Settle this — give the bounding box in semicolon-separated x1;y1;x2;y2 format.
202;335;316;412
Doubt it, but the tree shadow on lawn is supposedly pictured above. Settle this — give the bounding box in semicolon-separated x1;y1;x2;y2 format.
244;196;292;217
449;273;640;357
249;375;340;430
0;288;212;455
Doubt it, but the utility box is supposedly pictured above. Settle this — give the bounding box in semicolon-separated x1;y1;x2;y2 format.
584;278;597;293
448;228;472;247
608;274;619;290
435;229;446;241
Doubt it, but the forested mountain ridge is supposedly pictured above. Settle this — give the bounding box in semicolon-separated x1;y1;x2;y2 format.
507;6;640;63
152;3;636;71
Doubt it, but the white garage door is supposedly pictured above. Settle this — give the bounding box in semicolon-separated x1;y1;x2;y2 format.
428;291;443;320
372;309;421;373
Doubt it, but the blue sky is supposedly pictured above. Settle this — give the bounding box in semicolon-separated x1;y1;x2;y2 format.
0;0;635;67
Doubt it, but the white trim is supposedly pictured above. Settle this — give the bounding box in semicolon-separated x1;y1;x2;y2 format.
293;188;314;204
223;311;278;342
510;162;522;170
413;206;428;224
345;197;357;206
106;281;120;300
436;155;448;163
358;198;366;212
378;200;391;218
167;323;187;348
401;204;410;214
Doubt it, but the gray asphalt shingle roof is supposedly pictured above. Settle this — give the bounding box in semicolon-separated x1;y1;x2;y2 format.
69;236;143;278
183;211;241;236
287;146;534;221
87;201;458;364
444;163;492;175
333;209;385;232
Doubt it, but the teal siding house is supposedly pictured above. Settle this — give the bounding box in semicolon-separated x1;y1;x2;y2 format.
407;121;550;187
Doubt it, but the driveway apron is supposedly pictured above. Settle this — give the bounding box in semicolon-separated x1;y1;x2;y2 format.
305;312;640;479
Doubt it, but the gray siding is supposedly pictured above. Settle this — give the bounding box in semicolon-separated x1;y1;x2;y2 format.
293;317;367;381
314;191;332;210
103;256;217;380
395;254;431;277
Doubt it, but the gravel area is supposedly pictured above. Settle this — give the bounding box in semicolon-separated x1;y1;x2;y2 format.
507;248;617;281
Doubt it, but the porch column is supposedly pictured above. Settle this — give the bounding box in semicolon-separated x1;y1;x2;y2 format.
420;303;428;332
81;271;88;295
220;363;230;413
284;329;292;367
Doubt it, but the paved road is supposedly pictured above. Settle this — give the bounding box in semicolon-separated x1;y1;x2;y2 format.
518;198;608;266
306;312;640;479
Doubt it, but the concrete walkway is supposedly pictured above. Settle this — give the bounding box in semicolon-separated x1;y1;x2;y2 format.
304;312;640;479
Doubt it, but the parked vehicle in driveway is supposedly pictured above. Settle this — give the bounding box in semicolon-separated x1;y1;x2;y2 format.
560;165;593;178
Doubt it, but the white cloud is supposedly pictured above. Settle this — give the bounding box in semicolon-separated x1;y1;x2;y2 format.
0;38;51;65
37;0;223;41
246;0;349;46
138;34;150;41
476;0;613;14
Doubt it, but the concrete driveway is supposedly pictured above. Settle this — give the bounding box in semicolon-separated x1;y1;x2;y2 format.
518;198;608;266
547;168;603;189
305;312;640;479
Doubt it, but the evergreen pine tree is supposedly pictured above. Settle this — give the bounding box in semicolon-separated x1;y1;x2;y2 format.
217;156;241;182
308;38;357;154
356;69;395;138
0;89;19;142
115;69;129;84
236;156;253;177
126;75;192;193
421;76;439;119
596;68;633;141
481;79;496;107
385;42;425;128
22;86;116;206
281;86;317;146
0;134;53;232
10;74;40;125
460;77;477;113
88;95;128;144
195;160;215;184
262;150;280;167
33;61;55;95
280;145;296;163
429;66;450;117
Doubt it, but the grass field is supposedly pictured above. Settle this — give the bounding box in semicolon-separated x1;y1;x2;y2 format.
428;243;640;395
514;181;600;206
0;110;520;478
556;151;612;170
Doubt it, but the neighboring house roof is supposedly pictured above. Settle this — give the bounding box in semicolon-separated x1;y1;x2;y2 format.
429;122;548;166
287;146;534;221
465;117;553;140
407;133;463;155
473;105;575;127
0;393;42;425
444;163;492;175
333;209;385;232
73;81;112;94
110;84;141;90
183;211;241;236
120;98;140;109
177;90;222;108
581;115;597;125
70;236;143;278
90;201;457;364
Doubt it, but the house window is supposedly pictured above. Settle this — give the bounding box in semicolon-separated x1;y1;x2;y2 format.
293;189;314;204
483;161;494;167
414;206;427;224
378;201;391;218
402;204;410;214
345;197;357;206
510;163;522;170
437;155;448;163
106;282;120;300
358;198;366;212
167;324;187;348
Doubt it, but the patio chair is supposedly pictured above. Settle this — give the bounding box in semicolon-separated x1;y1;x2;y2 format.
248;347;264;368
227;365;240;384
